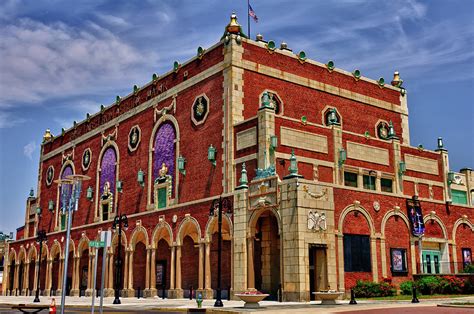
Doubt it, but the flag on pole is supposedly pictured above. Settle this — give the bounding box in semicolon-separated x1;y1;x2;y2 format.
249;4;258;22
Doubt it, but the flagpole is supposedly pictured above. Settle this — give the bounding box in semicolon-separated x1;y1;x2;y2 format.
248;0;250;38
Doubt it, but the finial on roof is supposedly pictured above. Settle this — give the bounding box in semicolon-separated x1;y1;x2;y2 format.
222;12;248;41
43;129;53;142
391;71;403;87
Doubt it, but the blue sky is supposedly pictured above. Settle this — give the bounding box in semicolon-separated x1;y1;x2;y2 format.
0;0;473;234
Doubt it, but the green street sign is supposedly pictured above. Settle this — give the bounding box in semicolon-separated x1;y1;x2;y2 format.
89;241;105;248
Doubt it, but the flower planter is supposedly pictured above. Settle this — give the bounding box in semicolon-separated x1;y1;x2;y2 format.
313;291;344;305
235;293;269;308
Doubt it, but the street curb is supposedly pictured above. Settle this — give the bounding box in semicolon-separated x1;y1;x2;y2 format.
437;304;474;309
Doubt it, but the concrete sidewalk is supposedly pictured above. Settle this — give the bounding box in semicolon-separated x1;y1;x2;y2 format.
0;295;472;313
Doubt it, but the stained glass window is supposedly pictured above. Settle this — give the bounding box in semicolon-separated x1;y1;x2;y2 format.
153;123;176;187
60;165;73;211
100;147;117;195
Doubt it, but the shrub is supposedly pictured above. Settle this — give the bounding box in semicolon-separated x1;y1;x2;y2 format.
416;276;442;295
399;280;413;295
353;280;396;298
462;264;474;274
439;276;464;294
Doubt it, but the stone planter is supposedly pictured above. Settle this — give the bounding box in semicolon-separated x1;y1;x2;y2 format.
313;291;344;305
235;293;269;308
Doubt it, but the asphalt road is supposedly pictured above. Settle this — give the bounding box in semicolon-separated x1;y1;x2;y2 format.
0;306;182;314
342;305;473;314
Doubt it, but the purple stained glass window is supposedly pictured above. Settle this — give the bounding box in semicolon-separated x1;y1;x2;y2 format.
153;123;175;185
60;165;73;210
100;147;117;195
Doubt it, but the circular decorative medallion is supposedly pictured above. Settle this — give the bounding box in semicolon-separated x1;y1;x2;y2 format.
82;148;92;171
46;166;54;186
373;201;381;212
128;125;141;152
191;94;209;126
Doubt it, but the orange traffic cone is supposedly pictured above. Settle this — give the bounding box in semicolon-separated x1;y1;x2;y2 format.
49;298;57;314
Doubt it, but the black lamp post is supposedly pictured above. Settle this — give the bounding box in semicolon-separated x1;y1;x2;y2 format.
210;196;232;307
112;213;128;304
34;228;47;303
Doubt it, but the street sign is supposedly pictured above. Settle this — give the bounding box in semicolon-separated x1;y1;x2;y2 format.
89;241;105;248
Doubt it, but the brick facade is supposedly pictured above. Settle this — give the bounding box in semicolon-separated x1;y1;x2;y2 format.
3;14;473;302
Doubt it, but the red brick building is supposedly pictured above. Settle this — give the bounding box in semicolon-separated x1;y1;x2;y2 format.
3;14;473;301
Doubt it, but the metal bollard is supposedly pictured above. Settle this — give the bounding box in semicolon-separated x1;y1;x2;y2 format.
228;286;231;301
349;289;357;305
278;284;283;302
189;286;193;300
411;285;419;303
137;287;141;299
162;286;166;299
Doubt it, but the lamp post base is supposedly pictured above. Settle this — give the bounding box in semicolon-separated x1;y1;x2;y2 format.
214;298;224;307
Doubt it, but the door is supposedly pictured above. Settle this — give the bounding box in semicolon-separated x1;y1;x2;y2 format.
422;250;441;274
309;245;328;300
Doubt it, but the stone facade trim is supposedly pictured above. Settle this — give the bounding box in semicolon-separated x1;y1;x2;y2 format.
280;126;328;154
405;154;439;175
236;127;257;151
347;141;389;166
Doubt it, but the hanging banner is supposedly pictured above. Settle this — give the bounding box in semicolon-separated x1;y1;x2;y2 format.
406;197;425;236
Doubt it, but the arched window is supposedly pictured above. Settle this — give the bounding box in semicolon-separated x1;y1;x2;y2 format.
58;165;74;230
99;147;117;221
153;123;176;208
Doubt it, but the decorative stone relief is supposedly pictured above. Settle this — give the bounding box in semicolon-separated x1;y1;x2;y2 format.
46;166;54;186
82;148;92;171
373;201;380;212
307;210;327;231
191;94;209;126
154;95;176;122
128;125;141;152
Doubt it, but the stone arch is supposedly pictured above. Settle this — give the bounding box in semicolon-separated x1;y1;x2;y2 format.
381;210;411;236
423;213;448;239
56;161;75;228
452;218;474;242
27;245;38;263
248;206;282;236
95;140;120;220
338;204;375;236
8;248;17;265
151;221;174;248
59;160;76;178
17;247;27;263
77;235;90;257
205;214;233;240
63;239;75;258
177;216;202;245
130;225;149;250
49;241;62;259
147;114;181;206
111;229;128;252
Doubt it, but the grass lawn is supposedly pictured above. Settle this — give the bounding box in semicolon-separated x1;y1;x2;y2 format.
359;294;468;301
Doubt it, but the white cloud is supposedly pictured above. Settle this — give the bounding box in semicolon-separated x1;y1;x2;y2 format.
0;18;158;109
23;141;36;160
0;111;26;128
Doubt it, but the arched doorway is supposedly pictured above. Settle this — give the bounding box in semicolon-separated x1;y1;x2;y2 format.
422;216;449;274
155;239;171;297
28;251;36;295
177;218;201;298
79;248;89;296
250;209;281;299
8;256;15;295
207;215;232;299
65;249;74;296
133;242;147;297
50;245;61;295
39;245;47;295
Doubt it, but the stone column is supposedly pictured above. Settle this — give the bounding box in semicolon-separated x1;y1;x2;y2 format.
247;236;255;290
380;238;387;278
70;257;80;296
33;261;39;296
371;237;379;282
198;242;204;290
144;247;151;297
24;262;30;296
198;241;212;299
149;248;157;297
123;249;129;297
85;253;93;296
57;258;64;295
45;259;52;296
105;252;114;297
13;263;19;294
168;244;183;298
127;249;134;297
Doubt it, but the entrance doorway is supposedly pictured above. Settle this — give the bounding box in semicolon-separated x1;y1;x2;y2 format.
309;245;328;300
422;250;440;274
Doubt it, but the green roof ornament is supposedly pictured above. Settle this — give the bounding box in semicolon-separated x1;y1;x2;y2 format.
221;12;248;43
327;108;340;126
266;40;276;51
352;69;361;80
133;85;139;95
301;115;307;125
61;128;65;136
29;188;34;197
387;120;399;140
391;71;403;88
86;113;90;121
298;51;307;63
197;46;205;59
100;104;105;112
236;162;249;190
116;96;121;105
152;73;158;82
378;77;385;88
326;60;335;72
173;61;181;73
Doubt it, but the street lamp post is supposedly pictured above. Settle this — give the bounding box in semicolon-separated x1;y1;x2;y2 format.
56;174;89;314
112;213;128;304
33;225;47;303
209;196;232;307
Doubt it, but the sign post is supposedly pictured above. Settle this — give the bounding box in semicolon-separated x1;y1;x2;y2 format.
89;240;106;314
99;231;111;314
